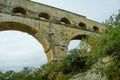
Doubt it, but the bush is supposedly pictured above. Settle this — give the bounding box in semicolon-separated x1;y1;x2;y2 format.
62;52;86;74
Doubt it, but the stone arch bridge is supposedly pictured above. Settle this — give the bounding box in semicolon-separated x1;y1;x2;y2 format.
0;0;107;62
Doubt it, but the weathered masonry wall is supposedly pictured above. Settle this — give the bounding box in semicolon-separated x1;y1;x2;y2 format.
0;0;107;32
0;0;107;62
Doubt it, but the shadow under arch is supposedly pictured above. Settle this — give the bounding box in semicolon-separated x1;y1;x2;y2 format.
12;7;27;15
0;22;37;35
71;34;87;40
0;22;52;62
69;33;88;42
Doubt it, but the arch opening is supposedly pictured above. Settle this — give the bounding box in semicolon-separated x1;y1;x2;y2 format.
0;22;52;63
60;17;71;25
12;7;26;15
79;22;86;29
68;35;91;54
38;12;50;20
93;26;99;32
0;30;48;72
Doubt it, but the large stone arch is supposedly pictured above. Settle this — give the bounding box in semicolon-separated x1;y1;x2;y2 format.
0;22;53;62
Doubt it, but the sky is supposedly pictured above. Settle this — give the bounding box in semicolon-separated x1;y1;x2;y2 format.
32;0;120;22
0;0;120;72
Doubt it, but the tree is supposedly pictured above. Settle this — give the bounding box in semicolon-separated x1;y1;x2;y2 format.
3;70;15;80
104;10;120;28
98;10;120;80
0;71;4;80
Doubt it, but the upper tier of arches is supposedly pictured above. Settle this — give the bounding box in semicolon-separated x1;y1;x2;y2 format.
0;0;107;34
11;6;106;33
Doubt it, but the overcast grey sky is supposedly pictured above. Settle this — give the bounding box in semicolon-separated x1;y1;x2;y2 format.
32;0;120;22
0;0;120;72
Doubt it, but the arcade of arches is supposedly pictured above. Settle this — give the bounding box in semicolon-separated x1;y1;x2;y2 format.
0;31;90;72
0;21;101;62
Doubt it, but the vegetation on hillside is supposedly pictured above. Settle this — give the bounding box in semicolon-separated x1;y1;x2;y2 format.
0;51;88;80
96;10;120;80
0;10;120;80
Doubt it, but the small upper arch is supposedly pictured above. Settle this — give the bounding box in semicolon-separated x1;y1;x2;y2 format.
38;12;50;20
0;22;37;35
71;34;87;40
60;17;71;25
93;26;99;32
12;7;26;15
79;22;86;29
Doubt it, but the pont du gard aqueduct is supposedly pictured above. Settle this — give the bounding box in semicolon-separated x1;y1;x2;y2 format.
0;0;107;62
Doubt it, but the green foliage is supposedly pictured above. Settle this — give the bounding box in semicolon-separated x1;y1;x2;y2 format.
34;49;88;80
0;72;4;80
62;52;86;74
98;26;120;57
0;67;36;80
96;10;120;79
104;61;120;80
98;10;120;58
104;10;120;28
34;61;63;80
0;48;88;80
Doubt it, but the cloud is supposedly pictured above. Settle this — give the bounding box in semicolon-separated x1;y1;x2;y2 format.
0;31;47;72
32;0;120;22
